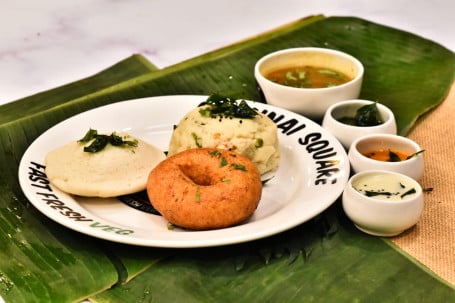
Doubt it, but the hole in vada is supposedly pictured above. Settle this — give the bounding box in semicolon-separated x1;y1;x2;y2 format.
178;164;214;186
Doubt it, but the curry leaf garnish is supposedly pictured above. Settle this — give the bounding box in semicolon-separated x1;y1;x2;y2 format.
406;150;425;160
79;128;98;142
198;93;258;119
388;150;401;162
400;188;417;199
364;190;392;197
78;129;138;153
337;102;384;126
355;102;384;126
83;135;109;153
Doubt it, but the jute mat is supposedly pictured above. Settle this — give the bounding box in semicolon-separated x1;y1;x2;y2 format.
391;83;455;286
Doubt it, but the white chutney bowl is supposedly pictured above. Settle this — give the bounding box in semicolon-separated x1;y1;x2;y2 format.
342;170;424;237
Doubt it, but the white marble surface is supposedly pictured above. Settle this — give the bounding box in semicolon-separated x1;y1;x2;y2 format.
1;0;454;105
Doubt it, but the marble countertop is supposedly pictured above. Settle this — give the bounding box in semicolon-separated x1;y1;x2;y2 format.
1;0;454;105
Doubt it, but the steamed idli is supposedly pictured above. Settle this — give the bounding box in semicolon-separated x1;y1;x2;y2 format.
45;131;165;197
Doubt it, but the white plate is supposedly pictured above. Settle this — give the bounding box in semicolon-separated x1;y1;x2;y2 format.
18;95;349;248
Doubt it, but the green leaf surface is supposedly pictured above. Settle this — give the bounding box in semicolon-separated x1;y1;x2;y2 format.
1;15;454;302
91;206;455;303
0;184;118;303
0;55;159;302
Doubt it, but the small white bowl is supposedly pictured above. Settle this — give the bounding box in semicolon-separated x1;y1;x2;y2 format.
254;47;364;120
322;99;397;149
342;170;424;237
348;134;424;180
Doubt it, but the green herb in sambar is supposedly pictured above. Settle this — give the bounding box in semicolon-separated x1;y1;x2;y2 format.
265;65;351;88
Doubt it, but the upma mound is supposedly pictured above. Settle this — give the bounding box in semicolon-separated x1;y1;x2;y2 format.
168;96;280;175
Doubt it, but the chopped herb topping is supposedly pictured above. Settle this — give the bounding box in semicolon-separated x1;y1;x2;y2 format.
198;93;258;119
208;150;222;158
364;190;393;197
208;150;228;167
255;138;264;148
356;182;417;200
78;129;138;153
192;132;202;148
221;177;230;183
195;186;201;203
231;163;247;171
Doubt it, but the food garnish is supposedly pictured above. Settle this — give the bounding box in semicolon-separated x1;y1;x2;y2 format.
78;129;138;153
198;94;258;119
265;66;350;88
231;163;247;171
191;132;202;148
363;149;425;162
338;102;384;126
406;150;425;160
356;180;417;200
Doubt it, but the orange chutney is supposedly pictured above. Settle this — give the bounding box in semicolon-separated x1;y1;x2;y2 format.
265;65;351;89
362;149;411;162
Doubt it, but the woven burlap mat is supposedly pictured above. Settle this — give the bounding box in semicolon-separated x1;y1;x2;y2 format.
391;83;455;286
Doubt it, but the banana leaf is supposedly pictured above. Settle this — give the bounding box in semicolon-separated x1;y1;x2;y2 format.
1;15;454;302
91;206;455;303
0;55;161;302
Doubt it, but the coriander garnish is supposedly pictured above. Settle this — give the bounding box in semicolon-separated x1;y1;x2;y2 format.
195;186;201;203
208;150;222;158
78;129;138;153
192;132;202;148
255;138;264;148
231;163;247;171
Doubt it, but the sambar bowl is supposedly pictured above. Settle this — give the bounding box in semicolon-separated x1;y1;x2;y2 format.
254;47;364;120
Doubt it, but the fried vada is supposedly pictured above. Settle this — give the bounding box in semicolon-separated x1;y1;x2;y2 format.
147;148;262;230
